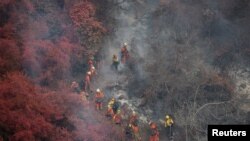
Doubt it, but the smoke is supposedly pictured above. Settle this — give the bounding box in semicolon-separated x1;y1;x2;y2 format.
96;0;250;140
1;0;249;140
98;0;160;84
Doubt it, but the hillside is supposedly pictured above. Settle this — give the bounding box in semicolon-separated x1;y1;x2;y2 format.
1;0;250;141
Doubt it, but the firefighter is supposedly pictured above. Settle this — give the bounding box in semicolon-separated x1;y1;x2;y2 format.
165;115;174;138
149;122;159;141
113;109;122;125
120;42;129;64
129;111;138;126
95;88;104;110
106;98;115;118
125;124;133;139
112;54;119;71
84;71;91;92
127;111;141;140
131;123;141;141
112;98;120;114
88;57;95;70
90;66;96;78
71;81;80;94
88;59;94;68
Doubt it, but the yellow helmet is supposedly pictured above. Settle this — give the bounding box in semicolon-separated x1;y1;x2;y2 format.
166;115;170;119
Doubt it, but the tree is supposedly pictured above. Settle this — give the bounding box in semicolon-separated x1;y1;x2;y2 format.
69;1;107;49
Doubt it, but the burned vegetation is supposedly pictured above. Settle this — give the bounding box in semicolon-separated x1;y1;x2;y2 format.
1;0;250;141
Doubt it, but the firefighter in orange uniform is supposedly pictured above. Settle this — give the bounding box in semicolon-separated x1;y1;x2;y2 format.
84;71;91;92
129;111;141;141
89;66;96;79
121;42;129;64
129;111;138;126
113;109;122;125
149;122;159;141
131;123;141;141
87;57;95;74
95;88;104;110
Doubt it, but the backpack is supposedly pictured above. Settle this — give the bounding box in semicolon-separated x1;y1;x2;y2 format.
112;101;120;114
132;118;139;126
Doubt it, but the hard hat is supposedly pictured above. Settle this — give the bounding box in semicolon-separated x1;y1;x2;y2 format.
87;71;91;75
96;88;101;92
124;42;127;46
166;115;170;119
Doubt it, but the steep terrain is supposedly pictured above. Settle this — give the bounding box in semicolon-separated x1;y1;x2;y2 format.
1;0;250;141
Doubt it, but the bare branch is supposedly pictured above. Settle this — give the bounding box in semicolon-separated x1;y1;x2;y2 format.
193;85;200;108
194;100;232;118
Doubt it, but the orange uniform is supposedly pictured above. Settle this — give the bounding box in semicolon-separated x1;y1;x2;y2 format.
85;72;91;92
113;113;122;124
89;66;96;78
149;122;159;141
129;114;138;126
88;59;94;67
121;46;129;64
106;107;114;118
132;125;139;133
131;124;141;141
